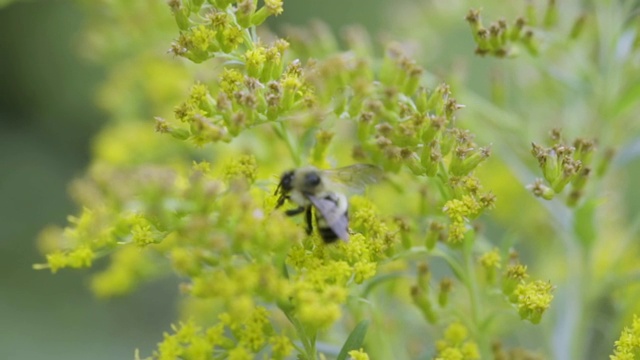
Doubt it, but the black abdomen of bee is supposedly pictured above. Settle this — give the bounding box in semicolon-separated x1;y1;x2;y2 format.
318;227;340;243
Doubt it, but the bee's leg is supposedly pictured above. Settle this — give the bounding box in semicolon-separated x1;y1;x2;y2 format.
276;195;290;209
305;206;313;235
285;206;305;216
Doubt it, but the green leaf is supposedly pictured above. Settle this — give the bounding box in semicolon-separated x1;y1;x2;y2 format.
612;81;640;118
336;320;370;360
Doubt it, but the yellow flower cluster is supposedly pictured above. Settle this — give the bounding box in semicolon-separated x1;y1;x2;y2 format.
479;248;502;283
348;348;371;360
443;196;479;244
285;198;397;329
150;307;292;360
435;323;481;360
222;154;258;184
529;135;596;206
91;246;158;298
512;280;554;324
611;314;640;360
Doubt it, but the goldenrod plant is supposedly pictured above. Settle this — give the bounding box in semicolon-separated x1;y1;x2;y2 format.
34;0;640;359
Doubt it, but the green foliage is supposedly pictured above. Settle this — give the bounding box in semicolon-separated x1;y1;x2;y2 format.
35;0;640;359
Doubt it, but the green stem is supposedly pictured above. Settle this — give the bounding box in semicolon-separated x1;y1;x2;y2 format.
273;122;302;166
282;308;317;359
462;235;486;355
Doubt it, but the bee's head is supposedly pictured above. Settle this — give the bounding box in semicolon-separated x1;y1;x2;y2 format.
276;170;295;194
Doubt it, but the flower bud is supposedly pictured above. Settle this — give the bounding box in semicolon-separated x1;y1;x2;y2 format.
542;0;558;28
425;221;445;250
416;262;431;291
569;13;587;39
596;147;615;177
527;179;555;200
236;0;255;28
465;9;484;43
438;278;452;307
522;30;539;56
411;285;437;323
510;17;526;41
421;141;441;177
170;4;190;31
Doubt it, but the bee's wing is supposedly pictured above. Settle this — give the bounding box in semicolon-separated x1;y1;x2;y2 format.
322;164;384;195
306;195;350;241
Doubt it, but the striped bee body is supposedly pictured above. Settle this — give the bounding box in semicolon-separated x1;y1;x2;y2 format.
275;164;382;243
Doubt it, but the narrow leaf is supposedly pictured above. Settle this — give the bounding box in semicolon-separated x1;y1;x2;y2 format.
336;320;370;360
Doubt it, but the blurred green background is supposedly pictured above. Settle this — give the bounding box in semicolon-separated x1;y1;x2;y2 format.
0;1;412;358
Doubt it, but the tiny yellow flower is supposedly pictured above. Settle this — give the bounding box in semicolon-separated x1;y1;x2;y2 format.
479;248;502;269
227;346;252;360
244;47;267;78
506;263;529;281
132;221;155;247
270;335;293;359
513;280;554;324
265;0;284;15
353;261;377;284
190;25;216;52
220;68;245;96
222;154;258;184
611;314;640;360
46;251;68;274
173;320;201;343
435;323;480;360
156;333;182;360
221;26;244;53
348;348;370;360
444;323;468;345
67;246;95;269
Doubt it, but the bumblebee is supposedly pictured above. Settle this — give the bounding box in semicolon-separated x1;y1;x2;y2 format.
275;164;383;243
